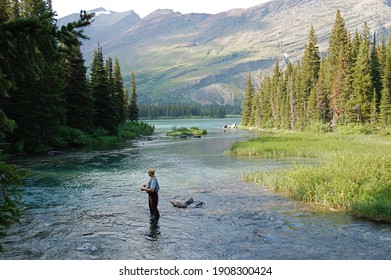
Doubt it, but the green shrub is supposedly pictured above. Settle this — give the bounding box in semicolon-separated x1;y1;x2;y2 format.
117;121;154;139
50;126;93;148
336;123;375;135
91;128;110;138
303;121;332;133
0;162;28;227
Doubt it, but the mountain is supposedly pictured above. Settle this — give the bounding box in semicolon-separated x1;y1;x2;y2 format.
58;0;391;106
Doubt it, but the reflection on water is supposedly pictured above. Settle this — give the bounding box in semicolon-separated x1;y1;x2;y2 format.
1;118;391;260
147;220;160;241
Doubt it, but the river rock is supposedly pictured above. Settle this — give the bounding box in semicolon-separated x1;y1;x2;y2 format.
189;201;204;208
170;197;203;208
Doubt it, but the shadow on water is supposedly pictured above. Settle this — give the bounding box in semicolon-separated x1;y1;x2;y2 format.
1;118;391;260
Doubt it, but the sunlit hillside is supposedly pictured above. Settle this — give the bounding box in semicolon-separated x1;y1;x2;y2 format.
59;0;391;106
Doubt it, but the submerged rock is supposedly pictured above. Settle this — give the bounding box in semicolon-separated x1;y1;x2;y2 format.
189;201;204;208
170;197;194;208
170;197;203;208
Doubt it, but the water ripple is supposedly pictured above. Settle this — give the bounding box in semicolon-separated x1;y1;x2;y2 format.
2;119;391;260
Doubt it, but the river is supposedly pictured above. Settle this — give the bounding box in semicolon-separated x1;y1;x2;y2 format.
1;118;390;260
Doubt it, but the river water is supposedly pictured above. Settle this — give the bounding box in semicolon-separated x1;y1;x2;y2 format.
1;118;390;260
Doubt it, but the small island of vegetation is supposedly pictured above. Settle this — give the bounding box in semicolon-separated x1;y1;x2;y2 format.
166;126;207;138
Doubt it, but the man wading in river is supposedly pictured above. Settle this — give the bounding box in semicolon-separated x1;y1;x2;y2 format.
141;168;160;220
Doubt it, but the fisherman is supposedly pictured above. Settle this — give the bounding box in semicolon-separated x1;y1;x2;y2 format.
141;168;160;220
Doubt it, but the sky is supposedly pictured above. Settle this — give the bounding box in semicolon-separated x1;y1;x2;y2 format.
51;0;270;18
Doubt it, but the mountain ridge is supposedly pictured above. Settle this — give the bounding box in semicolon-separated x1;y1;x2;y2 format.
59;0;391;106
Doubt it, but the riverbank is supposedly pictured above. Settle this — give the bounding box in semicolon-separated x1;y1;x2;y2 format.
226;130;391;223
2;118;391;259
99;121;154;142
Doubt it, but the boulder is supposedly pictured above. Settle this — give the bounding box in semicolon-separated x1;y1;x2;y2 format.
170;197;203;208
170;197;193;208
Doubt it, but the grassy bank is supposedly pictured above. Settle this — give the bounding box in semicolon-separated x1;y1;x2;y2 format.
88;121;154;144
227;131;391;223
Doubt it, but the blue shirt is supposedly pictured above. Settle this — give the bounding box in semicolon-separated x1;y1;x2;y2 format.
148;176;159;193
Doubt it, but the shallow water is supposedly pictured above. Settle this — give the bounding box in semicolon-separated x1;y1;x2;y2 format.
1;118;391;260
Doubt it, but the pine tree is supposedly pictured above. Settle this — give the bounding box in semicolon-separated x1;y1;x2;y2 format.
105;56;121;126
339;31;354;124
283;62;296;129
106;57;115;95
252;72;264;127
295;63;309;129
270;60;282;126
328;10;348;127
351;30;361;64
328;10;348;67
2;1;66;152
0;4;10;96
260;76;273;128
63;46;94;132
241;72;255;126
350;24;373;123
302;25;321;88
380;31;391;126
302;25;321;122
280;70;291;129
0;0;10;22
90;45;117;134
378;34;388;80
371;34;382;111
113;58;127;123
370;88;378;125
331;46;345;125
128;72;139;121
275;64;289;129
315;60;331;123
0;108;27;232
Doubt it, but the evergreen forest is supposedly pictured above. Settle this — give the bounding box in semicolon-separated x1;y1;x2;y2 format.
0;0;144;235
242;10;391;132
139;103;240;119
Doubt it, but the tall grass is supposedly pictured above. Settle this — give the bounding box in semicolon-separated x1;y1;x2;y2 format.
233;131;391;223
